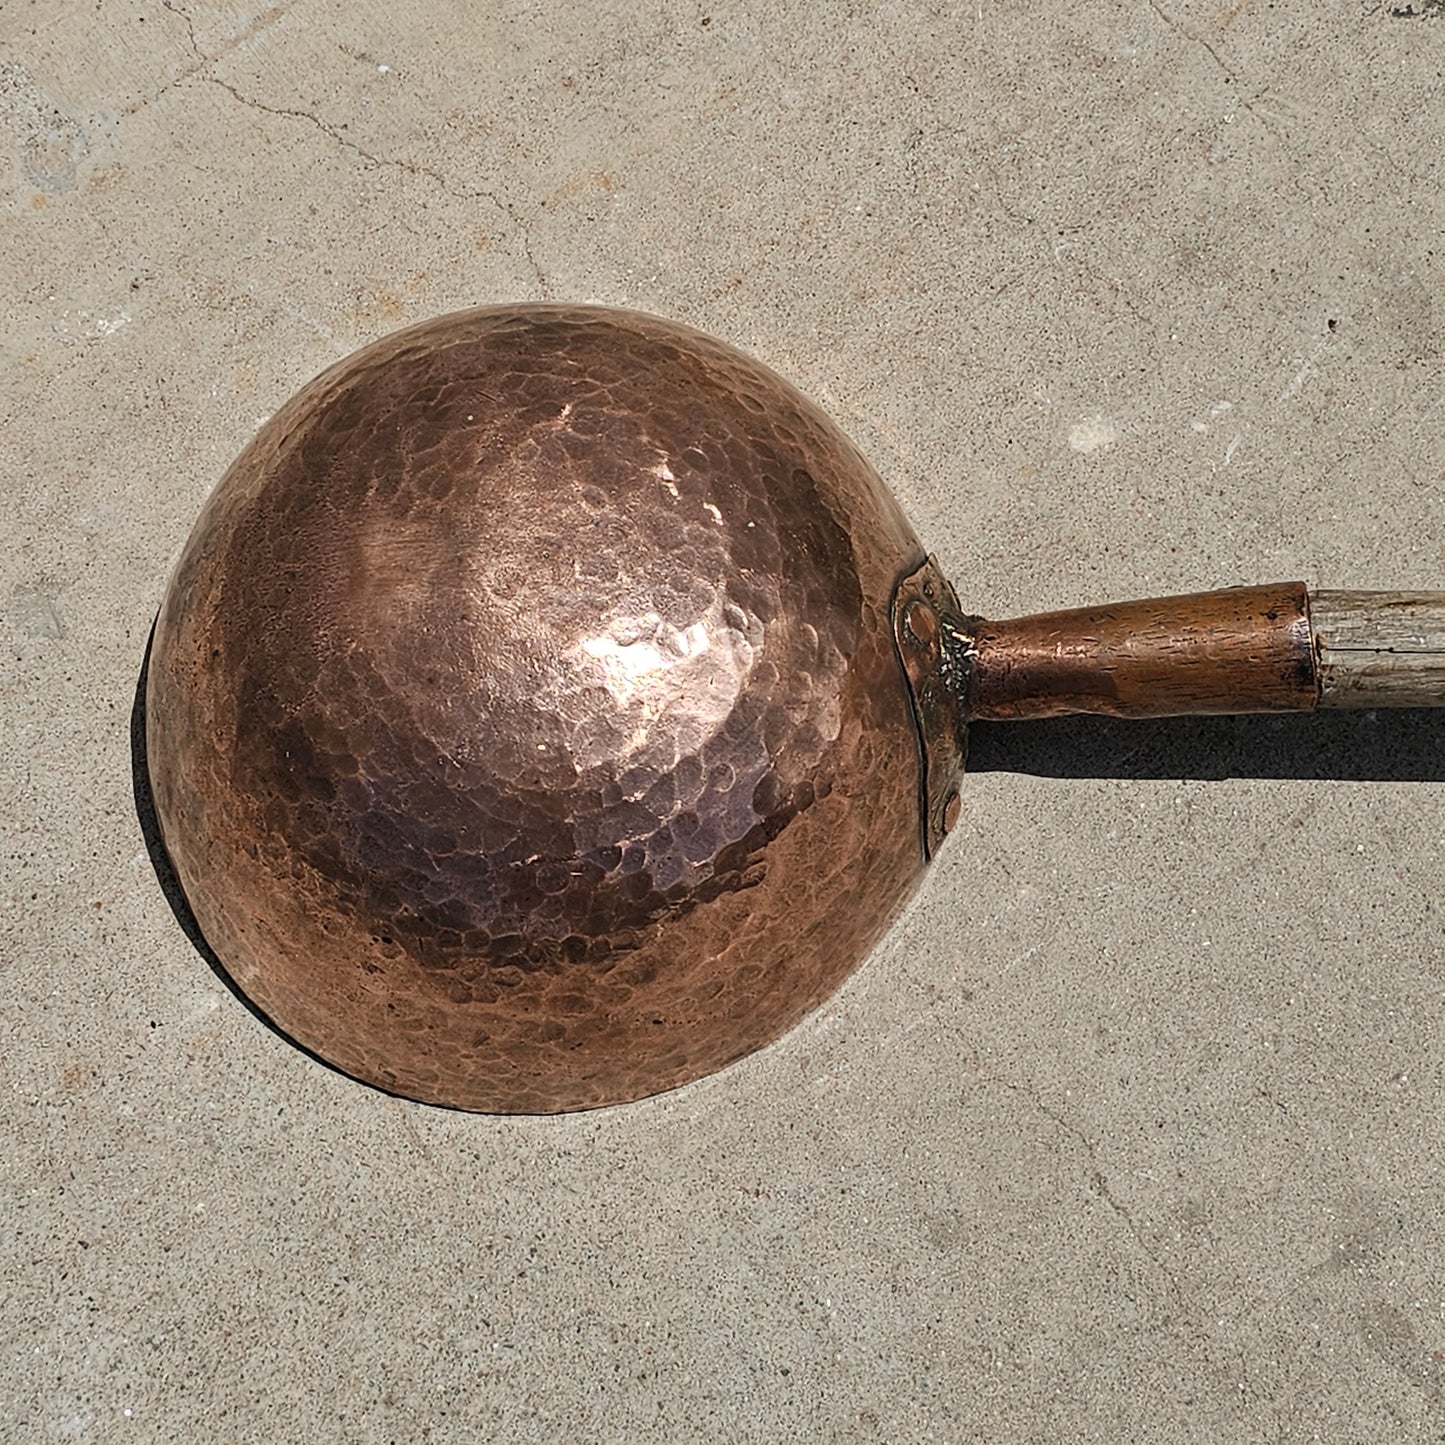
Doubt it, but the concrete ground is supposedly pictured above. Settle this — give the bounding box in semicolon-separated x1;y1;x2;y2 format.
4;1;1444;1440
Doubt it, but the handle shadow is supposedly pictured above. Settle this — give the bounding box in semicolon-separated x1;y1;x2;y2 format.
966;710;1445;783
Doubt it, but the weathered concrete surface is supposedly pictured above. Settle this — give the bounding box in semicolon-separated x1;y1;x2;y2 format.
3;2;1442;1439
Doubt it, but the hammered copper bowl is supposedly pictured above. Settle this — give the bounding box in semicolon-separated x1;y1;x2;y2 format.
146;304;931;1112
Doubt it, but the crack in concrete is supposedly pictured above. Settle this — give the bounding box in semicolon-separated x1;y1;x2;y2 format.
127;0;293;116
1145;0;1285;140
1071;255;1157;329
975;158;1154;332
958;1032;1186;1309
1006;1075;1186;1309
156;0;549;295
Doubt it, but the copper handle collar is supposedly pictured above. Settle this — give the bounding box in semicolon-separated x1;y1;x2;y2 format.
892;574;1322;854
957;582;1320;722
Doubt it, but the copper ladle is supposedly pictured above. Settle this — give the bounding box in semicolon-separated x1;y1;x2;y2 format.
145;304;1445;1112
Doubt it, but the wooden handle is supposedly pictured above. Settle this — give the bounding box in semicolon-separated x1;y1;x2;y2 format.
960;583;1445;721
1311;591;1445;708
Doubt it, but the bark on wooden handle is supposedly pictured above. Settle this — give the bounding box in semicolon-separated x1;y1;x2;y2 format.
1311;590;1445;708
963;583;1317;721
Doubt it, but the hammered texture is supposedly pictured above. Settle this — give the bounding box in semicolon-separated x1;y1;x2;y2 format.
146;305;929;1112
